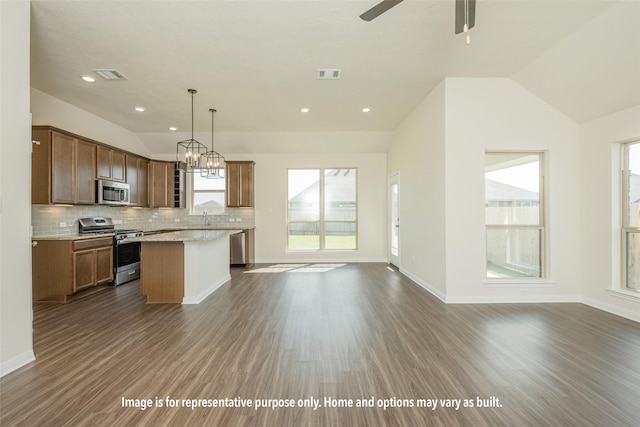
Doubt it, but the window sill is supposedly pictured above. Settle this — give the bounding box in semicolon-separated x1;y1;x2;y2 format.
606;288;640;303
483;279;555;288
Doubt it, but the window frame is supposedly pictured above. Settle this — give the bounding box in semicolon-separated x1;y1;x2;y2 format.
622;140;640;291
286;167;358;252
188;169;226;215
484;151;547;281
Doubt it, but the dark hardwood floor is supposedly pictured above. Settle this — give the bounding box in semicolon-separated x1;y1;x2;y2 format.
1;263;639;426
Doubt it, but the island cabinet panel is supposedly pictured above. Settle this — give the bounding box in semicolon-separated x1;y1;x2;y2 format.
226;161;255;207
32;237;113;302
32;127;97;205
140;242;184;303
126;154;150;207
97;145;126;182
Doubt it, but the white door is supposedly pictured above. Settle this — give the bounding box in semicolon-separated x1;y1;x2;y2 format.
389;173;400;268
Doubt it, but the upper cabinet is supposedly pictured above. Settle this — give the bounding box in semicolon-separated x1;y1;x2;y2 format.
32;127;97;205
226;161;255;207
149;160;172;208
126;154;149;207
97;145;125;182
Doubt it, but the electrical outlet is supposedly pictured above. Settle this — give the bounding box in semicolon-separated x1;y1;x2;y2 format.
174;218;180;222
59;221;67;227
236;218;242;222
115;219;123;224
229;218;235;222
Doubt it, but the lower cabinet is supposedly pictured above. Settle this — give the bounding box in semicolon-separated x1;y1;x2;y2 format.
73;245;113;292
33;237;113;302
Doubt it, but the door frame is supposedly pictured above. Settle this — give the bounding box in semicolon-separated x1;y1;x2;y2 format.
388;172;400;268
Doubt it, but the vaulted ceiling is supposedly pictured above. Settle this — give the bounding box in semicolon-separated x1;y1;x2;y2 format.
30;1;640;136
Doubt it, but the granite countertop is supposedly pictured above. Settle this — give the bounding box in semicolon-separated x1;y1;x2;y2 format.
142;225;255;233
126;229;242;243
31;233;115;241
32;225;254;241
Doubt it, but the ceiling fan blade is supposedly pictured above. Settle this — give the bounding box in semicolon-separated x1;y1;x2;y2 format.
360;0;404;22
455;0;476;34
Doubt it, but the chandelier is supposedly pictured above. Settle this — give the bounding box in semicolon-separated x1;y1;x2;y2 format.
176;89;207;170
200;108;225;179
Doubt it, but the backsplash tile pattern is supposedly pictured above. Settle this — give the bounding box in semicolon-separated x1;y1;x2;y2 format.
31;205;255;236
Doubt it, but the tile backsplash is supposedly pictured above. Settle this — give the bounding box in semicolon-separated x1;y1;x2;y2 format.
31;205;255;236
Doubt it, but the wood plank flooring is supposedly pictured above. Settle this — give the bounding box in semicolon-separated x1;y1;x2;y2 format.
1;263;639;426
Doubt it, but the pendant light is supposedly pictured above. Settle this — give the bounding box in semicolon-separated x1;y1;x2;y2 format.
176;89;207;170
200;108;225;179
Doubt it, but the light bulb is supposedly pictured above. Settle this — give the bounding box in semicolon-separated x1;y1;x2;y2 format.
466;34;471;45
463;23;468;33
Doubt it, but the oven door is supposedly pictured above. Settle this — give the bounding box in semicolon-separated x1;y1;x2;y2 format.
113;240;141;285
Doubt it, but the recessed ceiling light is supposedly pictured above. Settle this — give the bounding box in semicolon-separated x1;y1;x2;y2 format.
169;126;177;131
135;106;145;112
301;108;310;113
362;107;371;113
81;75;96;83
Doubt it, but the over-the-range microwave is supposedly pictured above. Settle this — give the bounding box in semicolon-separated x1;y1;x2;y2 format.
96;179;130;205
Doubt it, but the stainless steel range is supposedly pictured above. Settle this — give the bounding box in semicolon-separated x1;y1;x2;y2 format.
78;217;143;286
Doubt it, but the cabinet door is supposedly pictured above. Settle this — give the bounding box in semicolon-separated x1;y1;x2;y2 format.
31;129;52;204
138;158;149;207
149;161;170;207
226;161;254;207
126;154;140;205
239;162;254;207
112;151;126;182
76;139;96;204
96;145;113;180
97;146;126;182
51;132;76;204
73;249;96;292
95;246;113;285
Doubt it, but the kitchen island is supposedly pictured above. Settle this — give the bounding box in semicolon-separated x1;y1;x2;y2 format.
127;229;241;304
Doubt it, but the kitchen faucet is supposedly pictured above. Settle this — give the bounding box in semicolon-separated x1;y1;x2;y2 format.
203;210;210;226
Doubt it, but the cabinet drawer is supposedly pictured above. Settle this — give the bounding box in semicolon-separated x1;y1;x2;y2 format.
73;237;113;251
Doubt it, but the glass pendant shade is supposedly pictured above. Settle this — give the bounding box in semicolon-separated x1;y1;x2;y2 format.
176;89;208;170
200;108;225;179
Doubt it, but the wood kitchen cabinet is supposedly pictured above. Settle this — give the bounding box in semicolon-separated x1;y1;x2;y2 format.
32;127;97;205
149;160;172;208
126;154;149;207
32;237;113;302
226;161;255;207
97;146;126;182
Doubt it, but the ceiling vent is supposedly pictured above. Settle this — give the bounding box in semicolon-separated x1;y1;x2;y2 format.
92;69;128;80
317;69;341;80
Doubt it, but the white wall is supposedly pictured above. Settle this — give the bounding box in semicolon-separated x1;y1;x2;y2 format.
444;78;582;302
580;105;640;321
387;81;447;299
31;88;151;157
228;152;388;263
1;0;34;376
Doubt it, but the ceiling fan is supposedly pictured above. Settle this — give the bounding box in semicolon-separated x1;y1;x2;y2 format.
360;0;476;41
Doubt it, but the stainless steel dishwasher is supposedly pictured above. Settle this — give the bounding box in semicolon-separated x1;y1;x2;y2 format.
230;231;246;265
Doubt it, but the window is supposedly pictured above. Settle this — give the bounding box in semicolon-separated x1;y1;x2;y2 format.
189;170;225;214
485;152;544;279
623;141;640;291
287;168;357;251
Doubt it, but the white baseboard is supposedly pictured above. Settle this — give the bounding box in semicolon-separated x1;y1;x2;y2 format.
445;294;581;304
581;296;640;323
255;258;387;264
182;274;230;305
400;269;447;303
0;350;35;378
